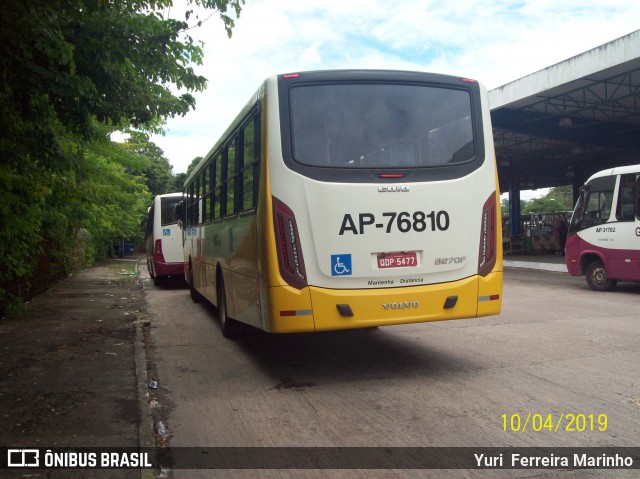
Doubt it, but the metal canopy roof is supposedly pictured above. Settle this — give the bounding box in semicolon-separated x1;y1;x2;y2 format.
489;29;640;194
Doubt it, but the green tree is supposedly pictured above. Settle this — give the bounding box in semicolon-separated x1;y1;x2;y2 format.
185;156;204;179
522;186;573;214
51;125;152;261
546;185;574;209
0;0;244;313
1;0;243;140
500;198;528;216
173;156;203;192
174;172;188;192
125;132;177;196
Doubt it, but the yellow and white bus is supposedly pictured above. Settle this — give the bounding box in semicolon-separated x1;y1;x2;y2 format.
182;70;502;338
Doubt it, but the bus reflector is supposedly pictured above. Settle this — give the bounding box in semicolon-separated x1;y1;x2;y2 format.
280;309;313;317
479;295;500;302
154;239;165;263
478;192;497;277
273;196;307;289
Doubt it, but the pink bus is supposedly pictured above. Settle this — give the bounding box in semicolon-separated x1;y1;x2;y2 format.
566;165;640;291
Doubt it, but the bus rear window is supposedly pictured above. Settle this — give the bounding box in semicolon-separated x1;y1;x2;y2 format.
161;199;180;226
289;83;475;168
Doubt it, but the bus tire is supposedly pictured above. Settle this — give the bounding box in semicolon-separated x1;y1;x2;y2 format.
189;261;204;303
217;274;240;339
586;260;617;291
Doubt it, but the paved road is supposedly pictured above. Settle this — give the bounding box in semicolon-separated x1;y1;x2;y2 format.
142;266;640;478
0;258;147;479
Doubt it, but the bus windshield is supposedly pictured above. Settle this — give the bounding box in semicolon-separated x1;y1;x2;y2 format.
289;83;475;168
569;175;616;233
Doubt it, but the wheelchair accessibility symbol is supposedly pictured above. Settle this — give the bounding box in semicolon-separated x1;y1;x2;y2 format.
331;254;352;276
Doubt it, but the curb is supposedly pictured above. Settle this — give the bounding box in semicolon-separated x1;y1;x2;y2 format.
133;257;158;479
136;319;156;479
504;259;568;273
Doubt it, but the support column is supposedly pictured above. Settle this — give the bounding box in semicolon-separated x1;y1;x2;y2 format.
509;169;522;236
571;168;584;205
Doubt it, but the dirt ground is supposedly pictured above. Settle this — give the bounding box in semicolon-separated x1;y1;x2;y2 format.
0;256;154;478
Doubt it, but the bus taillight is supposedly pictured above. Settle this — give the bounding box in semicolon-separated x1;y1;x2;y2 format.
272;196;307;289
154;239;165;263
478;192;497;276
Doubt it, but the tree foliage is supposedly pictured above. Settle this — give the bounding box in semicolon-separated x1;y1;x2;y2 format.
1;0;242;137
185;156;204;179
522;186;573;214
0;0;243;314
172;155;204;191
125;132;178;196
502;186;574;217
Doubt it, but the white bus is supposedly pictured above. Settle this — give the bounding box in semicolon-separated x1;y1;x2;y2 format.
566;165;640;290
145;193;184;285
182;70;502;338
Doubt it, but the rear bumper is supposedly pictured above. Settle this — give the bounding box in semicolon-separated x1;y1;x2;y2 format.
266;272;502;333
154;261;184;277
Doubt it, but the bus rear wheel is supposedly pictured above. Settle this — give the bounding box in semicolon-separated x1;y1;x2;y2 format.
586;260;617;291
217;274;240;339
147;260;162;286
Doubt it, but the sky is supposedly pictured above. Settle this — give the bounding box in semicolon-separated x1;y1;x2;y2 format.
150;0;640;198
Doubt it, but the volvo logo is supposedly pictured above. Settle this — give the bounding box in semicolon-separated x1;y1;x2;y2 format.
378;185;410;192
382;301;420;310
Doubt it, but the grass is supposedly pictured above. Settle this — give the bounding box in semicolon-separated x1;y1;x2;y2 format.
106;259;138;276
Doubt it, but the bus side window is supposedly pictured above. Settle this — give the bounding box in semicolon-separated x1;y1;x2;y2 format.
225;138;237;216
214;153;222;220
616;174;635;221
241;116;259;211
195;176;201;224
583;191;611;227
187;184;194;227
189;182;199;227
209;161;215;222
601;193;611;221
201;163;208;223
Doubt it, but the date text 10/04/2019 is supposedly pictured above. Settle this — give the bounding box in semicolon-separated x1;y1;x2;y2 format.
502;413;608;432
